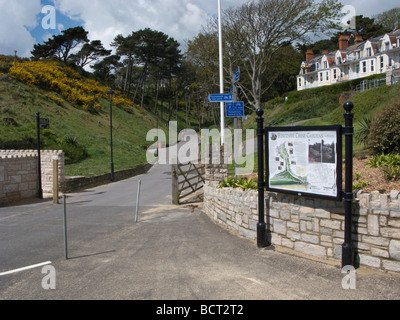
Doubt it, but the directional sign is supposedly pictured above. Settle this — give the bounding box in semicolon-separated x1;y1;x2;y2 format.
226;102;244;118
233;67;240;83
39;118;50;130
208;94;233;103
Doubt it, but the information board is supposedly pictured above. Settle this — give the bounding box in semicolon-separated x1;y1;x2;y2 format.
265;126;342;200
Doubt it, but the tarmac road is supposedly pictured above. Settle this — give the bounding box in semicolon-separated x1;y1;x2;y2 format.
1;159;400;302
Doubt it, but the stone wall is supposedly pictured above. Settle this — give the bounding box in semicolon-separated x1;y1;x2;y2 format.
0;153;38;206
204;183;400;273
203;152;400;273
0;150;65;204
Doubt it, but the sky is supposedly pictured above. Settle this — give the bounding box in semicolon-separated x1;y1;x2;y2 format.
0;0;399;59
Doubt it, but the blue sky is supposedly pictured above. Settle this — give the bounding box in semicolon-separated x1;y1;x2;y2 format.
29;0;84;44
1;0;399;59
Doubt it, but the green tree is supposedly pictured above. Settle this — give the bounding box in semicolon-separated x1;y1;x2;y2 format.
31;26;89;63
70;40;111;68
213;0;343;110
92;54;122;85
374;8;400;30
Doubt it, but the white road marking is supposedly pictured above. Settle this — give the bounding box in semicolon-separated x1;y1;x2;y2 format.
0;261;52;277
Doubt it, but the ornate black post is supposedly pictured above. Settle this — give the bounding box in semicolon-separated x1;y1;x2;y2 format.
256;108;266;248
342;101;354;267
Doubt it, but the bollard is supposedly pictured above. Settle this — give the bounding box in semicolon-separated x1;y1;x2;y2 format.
63;195;68;260
135;180;141;223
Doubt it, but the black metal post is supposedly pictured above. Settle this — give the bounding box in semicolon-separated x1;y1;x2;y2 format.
110;99;114;182
342;101;354;267
256;108;266;248
36;112;43;199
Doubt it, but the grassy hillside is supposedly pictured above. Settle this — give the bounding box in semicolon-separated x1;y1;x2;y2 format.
0;60;167;178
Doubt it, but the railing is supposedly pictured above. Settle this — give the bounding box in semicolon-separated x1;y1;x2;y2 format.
353;77;386;93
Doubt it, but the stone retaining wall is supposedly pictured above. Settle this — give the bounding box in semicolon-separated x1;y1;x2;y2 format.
0;153;38;206
203;147;400;274
204;182;400;273
0;150;65;205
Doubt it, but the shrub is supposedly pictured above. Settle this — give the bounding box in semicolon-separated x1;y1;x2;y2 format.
355;115;373;147
369;153;400;181
367;102;400;154
218;177;257;191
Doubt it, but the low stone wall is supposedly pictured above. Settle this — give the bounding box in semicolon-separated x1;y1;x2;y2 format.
0;153;38;206
63;164;153;193
204;182;400;273
0;150;65;197
0;150;65;205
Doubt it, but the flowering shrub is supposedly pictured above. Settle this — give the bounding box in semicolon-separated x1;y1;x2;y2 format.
7;59;135;111
46;93;64;105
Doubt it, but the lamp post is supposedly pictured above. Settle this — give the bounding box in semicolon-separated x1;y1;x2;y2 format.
107;88;115;182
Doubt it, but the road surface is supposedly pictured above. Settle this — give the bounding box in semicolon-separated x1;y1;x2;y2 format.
1;157;400;302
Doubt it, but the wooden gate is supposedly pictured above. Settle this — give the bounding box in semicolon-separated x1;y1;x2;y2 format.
172;161;205;205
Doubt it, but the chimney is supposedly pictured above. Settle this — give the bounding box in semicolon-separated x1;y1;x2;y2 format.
339;35;349;50
306;49;314;62
322;50;329;55
355;35;363;44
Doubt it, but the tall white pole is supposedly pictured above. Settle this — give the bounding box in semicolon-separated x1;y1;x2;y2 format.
218;0;225;145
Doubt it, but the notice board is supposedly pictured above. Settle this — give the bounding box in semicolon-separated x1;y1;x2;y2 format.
265;125;342;200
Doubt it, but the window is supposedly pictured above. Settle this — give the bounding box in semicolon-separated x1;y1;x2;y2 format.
326;71;329;81
380;56;384;71
298;78;302;87
355;64;360;73
324;61;328;69
319;72;323;82
385;42;390;51
367;48;372;57
362;61;367;73
370;60;375;72
356;51;361;59
333;69;337;79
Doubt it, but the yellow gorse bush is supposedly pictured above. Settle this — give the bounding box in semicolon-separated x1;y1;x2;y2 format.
7;59;135;111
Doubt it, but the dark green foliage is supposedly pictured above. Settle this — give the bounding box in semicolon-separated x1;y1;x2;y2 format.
369;153;400;181
368;103;400;155
355;115;373;146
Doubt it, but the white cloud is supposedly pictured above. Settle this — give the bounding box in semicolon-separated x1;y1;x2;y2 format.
1;0;399;59
0;0;42;57
54;0;212;49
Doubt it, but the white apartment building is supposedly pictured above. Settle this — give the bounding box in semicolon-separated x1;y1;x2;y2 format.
297;28;400;91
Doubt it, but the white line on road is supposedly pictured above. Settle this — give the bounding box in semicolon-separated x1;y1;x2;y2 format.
0;261;52;277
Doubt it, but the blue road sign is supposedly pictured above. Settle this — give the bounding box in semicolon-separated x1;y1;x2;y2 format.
226;102;244;117
233;68;240;83
208;94;233;102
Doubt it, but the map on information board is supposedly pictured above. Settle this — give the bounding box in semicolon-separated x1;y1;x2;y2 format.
266;126;342;200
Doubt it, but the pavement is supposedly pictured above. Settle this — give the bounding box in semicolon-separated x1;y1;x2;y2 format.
1;161;400;302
